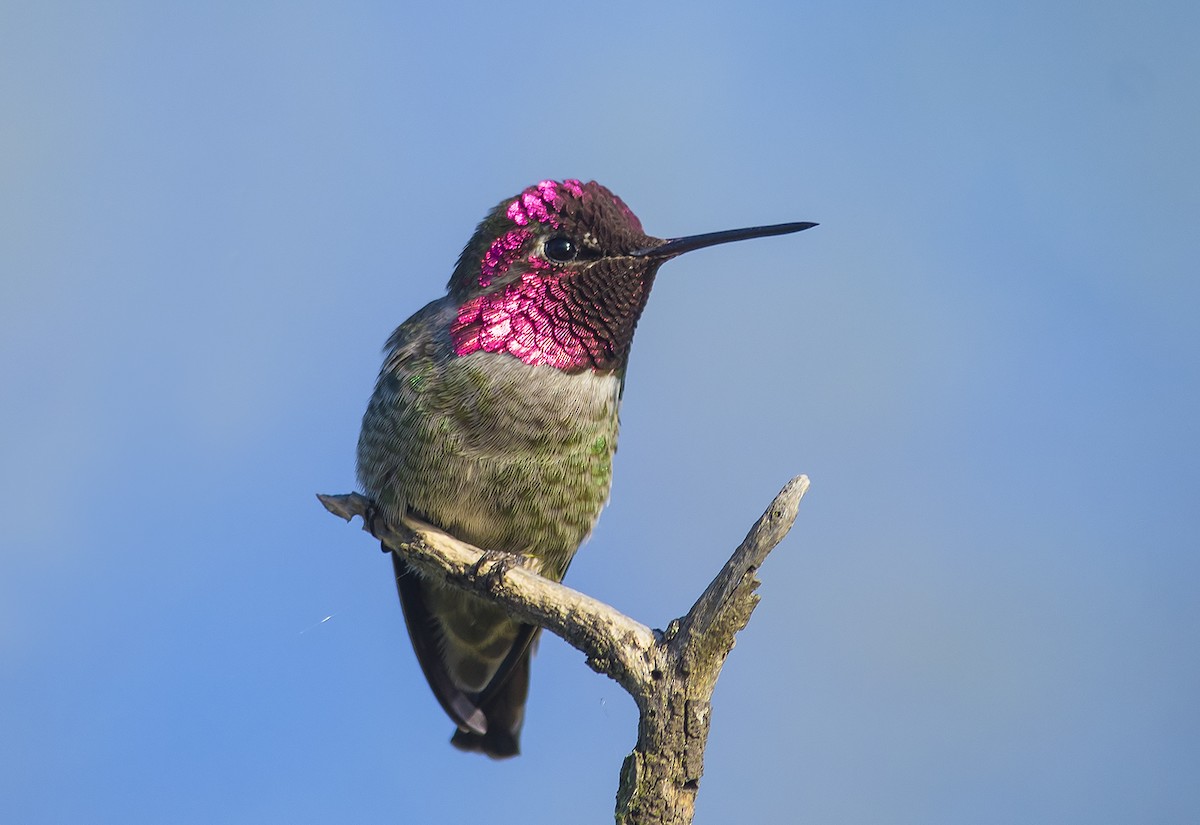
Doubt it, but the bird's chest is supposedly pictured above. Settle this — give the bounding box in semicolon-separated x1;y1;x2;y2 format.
390;355;623;570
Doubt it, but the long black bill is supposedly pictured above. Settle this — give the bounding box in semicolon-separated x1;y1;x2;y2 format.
629;221;817;259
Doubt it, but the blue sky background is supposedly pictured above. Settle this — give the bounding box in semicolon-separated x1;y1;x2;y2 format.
2;2;1197;823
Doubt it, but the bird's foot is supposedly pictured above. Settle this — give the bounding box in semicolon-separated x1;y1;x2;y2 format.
359;502;392;554
468;549;537;587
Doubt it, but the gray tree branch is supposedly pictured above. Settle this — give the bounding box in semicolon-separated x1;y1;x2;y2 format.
318;473;809;825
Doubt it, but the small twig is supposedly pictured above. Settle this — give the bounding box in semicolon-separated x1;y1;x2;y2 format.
672;475;809;684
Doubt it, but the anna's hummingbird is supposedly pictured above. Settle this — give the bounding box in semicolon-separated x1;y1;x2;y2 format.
357;179;814;758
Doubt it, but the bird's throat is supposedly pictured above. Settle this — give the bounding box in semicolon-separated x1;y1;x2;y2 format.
450;266;655;371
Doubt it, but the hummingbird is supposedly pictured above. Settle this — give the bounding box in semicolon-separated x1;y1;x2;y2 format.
357;179;814;758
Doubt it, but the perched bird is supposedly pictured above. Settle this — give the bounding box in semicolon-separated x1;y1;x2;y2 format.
357;179;814;757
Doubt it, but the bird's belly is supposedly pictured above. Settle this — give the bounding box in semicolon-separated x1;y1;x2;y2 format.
361;359;623;580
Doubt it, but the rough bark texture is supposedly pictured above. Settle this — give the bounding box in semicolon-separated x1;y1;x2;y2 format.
318;474;809;825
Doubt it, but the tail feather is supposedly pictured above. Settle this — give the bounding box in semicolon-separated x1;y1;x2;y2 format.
391;552;538;759
450;646;532;758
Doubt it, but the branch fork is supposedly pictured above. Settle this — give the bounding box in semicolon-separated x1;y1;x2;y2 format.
319;474;808;825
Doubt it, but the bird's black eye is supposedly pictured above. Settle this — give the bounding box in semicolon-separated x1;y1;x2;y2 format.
543;236;579;263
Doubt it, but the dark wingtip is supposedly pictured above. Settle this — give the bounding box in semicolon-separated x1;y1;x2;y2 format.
392;555;492;735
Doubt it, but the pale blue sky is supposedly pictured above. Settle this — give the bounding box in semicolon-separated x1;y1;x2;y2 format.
2;3;1197;823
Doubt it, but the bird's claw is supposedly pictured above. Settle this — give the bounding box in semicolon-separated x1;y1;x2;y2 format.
360;502;391;553
468;549;530;586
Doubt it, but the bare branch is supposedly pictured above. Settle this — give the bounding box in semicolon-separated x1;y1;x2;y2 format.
317;493;657;693
672;475;809;681
318;473;810;825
